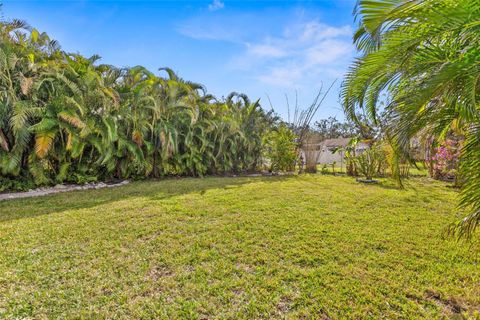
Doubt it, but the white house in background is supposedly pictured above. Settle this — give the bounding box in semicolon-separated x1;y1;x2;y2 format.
301;137;369;165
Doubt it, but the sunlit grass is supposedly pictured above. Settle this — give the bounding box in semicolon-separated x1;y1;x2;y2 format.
315;163;429;177
0;175;478;318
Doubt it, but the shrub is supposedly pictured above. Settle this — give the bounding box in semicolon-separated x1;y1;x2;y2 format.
354;146;385;180
429;139;461;182
0;176;36;192
263;124;297;172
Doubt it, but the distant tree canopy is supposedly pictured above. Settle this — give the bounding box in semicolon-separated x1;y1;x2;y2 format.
314;117;360;141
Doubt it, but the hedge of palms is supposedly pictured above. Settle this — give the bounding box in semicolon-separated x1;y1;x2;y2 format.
0;20;278;189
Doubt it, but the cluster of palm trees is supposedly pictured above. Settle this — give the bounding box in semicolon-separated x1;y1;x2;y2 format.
341;0;480;237
0;20;277;187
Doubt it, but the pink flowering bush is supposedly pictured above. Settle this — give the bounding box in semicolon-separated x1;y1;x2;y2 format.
429;139;461;180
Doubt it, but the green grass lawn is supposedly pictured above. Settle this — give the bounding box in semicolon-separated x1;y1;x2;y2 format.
315;163;429;177
0;175;479;319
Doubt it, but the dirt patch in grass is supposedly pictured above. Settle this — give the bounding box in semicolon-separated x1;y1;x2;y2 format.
147;266;174;281
406;289;477;317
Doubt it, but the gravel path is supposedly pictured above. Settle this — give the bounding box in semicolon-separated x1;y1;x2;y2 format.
0;172;296;201
0;180;130;201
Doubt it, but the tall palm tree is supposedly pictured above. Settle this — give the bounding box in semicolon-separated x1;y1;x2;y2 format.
341;0;480;238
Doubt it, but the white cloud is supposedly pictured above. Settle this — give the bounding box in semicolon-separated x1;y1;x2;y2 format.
247;43;287;58
304;39;352;65
298;22;352;42
177;14;354;91
257;65;303;87
232;21;353;88
208;0;225;11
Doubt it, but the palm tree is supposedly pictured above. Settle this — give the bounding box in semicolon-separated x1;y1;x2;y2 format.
341;0;480;238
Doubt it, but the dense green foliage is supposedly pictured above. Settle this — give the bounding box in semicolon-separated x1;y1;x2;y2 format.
354;147;381;180
341;0;480;238
1;175;478;318
263;123;297;172
314;116;360;140
0;20;279;188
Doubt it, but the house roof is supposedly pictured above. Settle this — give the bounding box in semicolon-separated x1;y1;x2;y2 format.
303;134;323;144
301;137;369;150
321;137;352;148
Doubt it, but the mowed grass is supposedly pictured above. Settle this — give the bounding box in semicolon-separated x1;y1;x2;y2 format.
0;175;479;319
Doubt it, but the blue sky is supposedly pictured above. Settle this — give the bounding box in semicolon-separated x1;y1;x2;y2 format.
2;0;357;122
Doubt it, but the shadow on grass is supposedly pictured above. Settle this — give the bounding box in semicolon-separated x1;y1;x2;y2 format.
309;173;406;191
0;175;294;223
